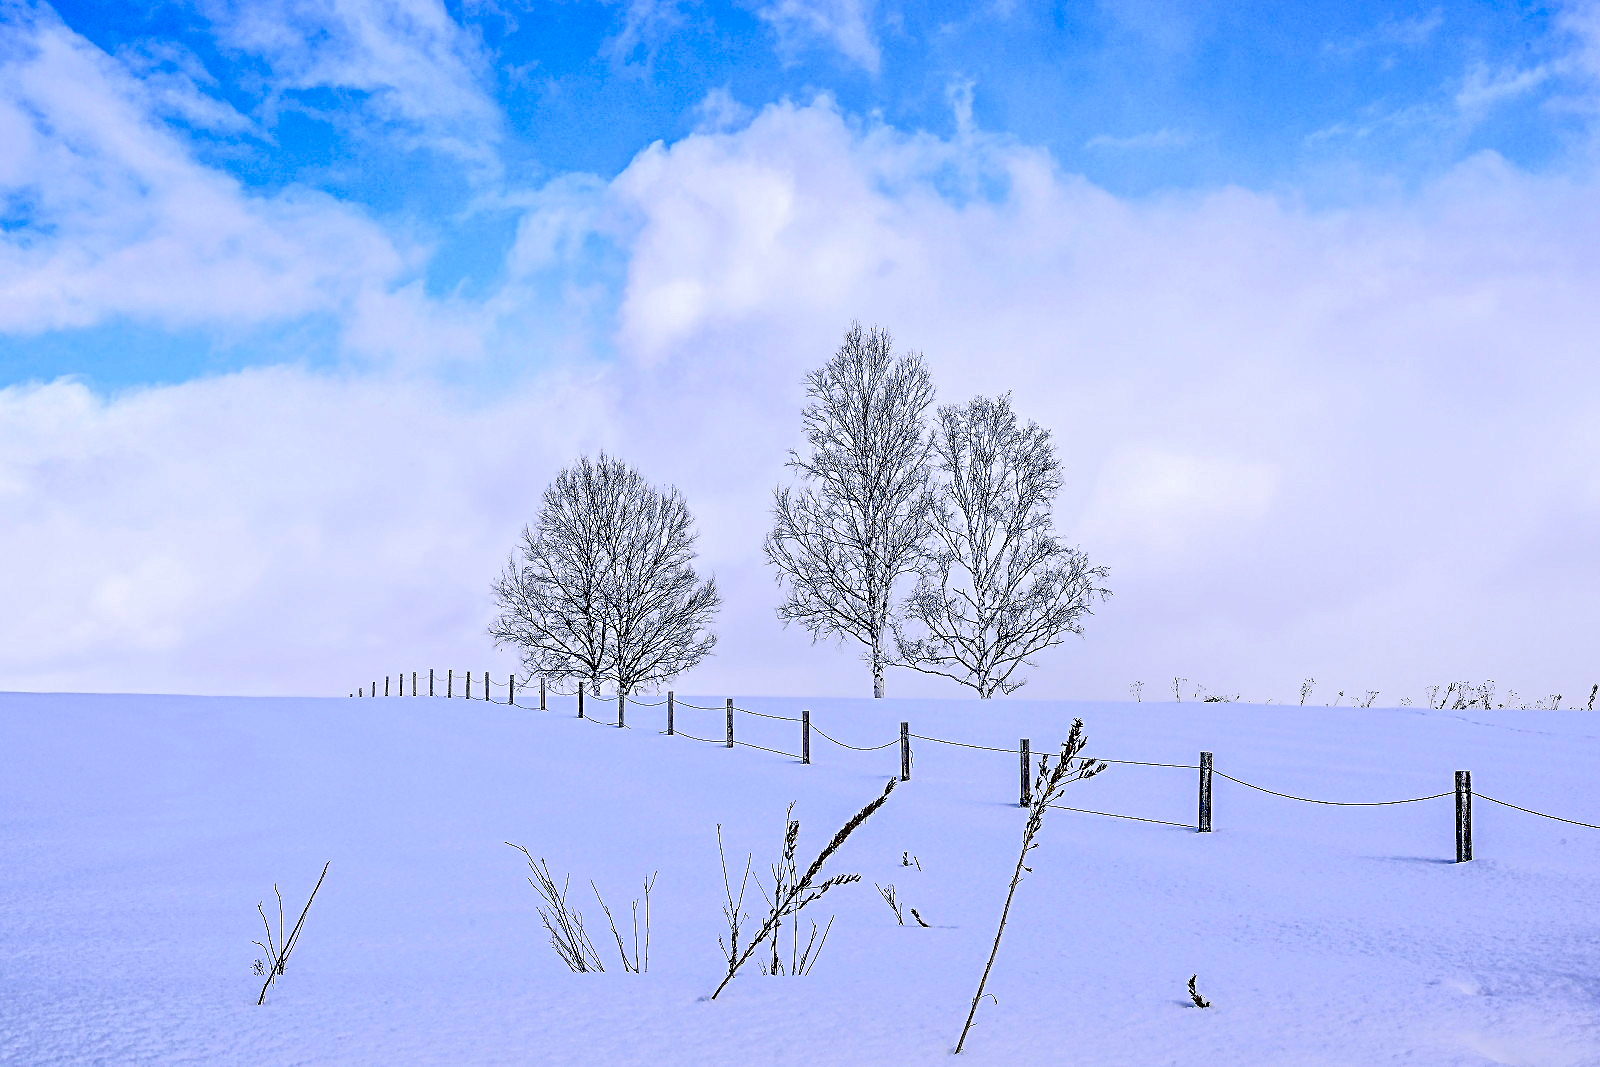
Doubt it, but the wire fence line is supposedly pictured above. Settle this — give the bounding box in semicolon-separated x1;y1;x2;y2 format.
351;671;1600;840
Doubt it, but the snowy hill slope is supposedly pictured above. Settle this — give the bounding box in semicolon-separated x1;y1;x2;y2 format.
2;690;1598;1065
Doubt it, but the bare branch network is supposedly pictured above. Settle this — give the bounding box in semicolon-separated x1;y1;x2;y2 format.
491;452;720;698
765;322;936;700
894;393;1110;698
767;321;1109;698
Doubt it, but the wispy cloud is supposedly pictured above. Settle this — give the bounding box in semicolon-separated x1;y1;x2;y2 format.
752;0;880;73
1324;7;1445;58
203;0;503;176
1085;127;1190;151
601;0;693;68
1455;60;1557;118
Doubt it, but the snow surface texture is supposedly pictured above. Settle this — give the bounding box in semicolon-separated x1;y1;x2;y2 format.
2;690;1598;1065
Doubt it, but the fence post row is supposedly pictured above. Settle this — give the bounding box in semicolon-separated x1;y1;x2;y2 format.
725;699;735;748
801;709;810;764
578;681;585;719
1198;752;1213;833
1019;739;1031;807
900;722;911;781
667;691;675;735
618;693;626;729
1456;770;1473;862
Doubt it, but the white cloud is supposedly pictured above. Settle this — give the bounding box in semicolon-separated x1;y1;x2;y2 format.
593;100;1600;700
0;6;480;364
204;0;502;174
692;86;755;133
753;0;881;73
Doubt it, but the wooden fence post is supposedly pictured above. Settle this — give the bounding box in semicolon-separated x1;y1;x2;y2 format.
509;675;515;705
801;709;810;764
578;681;585;719
466;672;472;699
1019;739;1031;806
667;691;675;735
618;692;626;728
412;671;417;696
900;722;911;781
540;677;546;711
384;677;389;696
430;669;434;697
1198;752;1213;832
1456;770;1473;862
484;671;489;701
726;698;734;748
371;681;376;698
448;670;453;698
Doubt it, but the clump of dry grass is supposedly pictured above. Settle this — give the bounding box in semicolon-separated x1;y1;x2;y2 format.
505;843;656;973
252;861;330;1005
1188;974;1211;1008
711;777;898;999
876;882;905;924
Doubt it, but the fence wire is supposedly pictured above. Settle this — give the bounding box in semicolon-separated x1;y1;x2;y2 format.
1048;803;1192;829
734;739;803;759
809;724;900;751
731;705;804;722
1477;794;1600;830
672;729;727;745
1214;770;1452;807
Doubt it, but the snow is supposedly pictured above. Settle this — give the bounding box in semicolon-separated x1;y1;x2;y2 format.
2;689;1598;1065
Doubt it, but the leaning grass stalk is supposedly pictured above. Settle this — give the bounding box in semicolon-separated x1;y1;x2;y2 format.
710;777;897;999
954;721;1103;1053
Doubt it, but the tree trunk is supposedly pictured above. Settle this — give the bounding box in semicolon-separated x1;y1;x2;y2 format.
872;640;885;699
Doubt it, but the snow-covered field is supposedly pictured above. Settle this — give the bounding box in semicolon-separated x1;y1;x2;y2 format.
2;689;1598;1065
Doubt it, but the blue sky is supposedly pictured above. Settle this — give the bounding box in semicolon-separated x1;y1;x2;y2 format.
2;0;1599;702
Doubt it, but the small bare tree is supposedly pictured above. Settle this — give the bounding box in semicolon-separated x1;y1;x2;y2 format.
894;394;1108;697
491;453;719;696
765;322;935;698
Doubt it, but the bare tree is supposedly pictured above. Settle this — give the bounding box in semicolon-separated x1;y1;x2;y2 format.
764;322;935;698
491;453;719;697
893;394;1108;697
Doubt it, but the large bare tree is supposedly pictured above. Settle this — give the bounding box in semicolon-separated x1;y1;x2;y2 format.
764;322;935;698
491;453;720;697
893;394;1108;697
